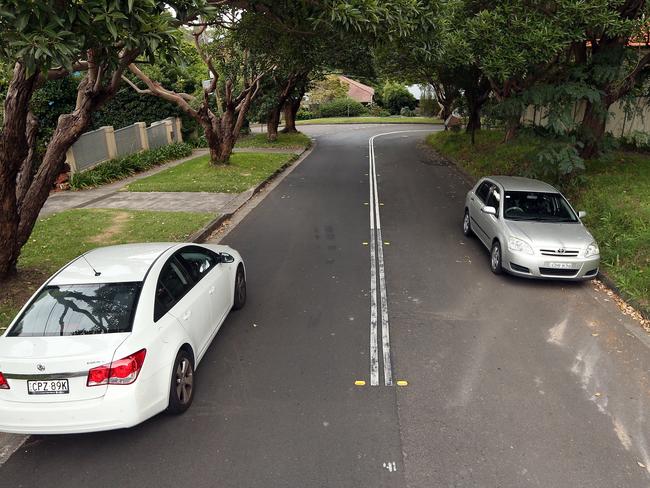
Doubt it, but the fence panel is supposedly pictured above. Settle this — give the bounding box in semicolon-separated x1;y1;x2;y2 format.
114;123;142;158
70;128;111;172
147;122;170;149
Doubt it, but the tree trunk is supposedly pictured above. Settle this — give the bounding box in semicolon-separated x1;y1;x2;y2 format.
267;107;281;142
579;99;608;158
0;63;40;279
281;99;299;133
466;101;482;145
503;116;521;142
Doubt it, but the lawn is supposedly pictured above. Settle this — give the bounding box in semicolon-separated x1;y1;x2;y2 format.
126;152;296;193
235;132;311;150
428;130;650;309
0;209;214;332
297;116;442;125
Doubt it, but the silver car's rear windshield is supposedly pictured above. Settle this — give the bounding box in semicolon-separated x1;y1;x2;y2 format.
7;282;142;337
504;191;578;222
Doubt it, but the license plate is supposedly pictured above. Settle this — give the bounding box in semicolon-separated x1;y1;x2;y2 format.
547;262;577;269
27;379;69;395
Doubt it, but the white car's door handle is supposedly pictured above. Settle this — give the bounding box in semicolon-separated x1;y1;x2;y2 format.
182;311;192;320
208;286;215;295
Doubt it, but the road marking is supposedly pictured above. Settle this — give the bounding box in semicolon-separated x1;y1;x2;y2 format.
383;461;398;472
0;433;27;467
355;380;366;386
367;130;432;387
396;380;408;387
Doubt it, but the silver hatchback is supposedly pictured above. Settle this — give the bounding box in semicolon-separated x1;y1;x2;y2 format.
463;176;600;280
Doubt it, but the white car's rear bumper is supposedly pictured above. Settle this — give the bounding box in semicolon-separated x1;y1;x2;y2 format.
0;384;166;435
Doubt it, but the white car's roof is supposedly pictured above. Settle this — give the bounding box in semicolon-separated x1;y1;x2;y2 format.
486;176;559;193
49;243;178;285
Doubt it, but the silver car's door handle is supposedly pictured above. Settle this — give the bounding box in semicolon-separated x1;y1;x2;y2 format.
208;286;215;295
470;197;475;201
182;310;192;320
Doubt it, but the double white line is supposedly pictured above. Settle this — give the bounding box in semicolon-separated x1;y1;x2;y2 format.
367;130;432;387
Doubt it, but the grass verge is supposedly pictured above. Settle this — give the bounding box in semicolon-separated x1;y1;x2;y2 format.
297;116;442;125
126;152;296;193
69;143;193;190
235;132;311;149
427;130;649;309
0;209;214;332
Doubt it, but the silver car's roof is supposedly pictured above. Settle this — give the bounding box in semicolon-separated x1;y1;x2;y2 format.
485;176;559;193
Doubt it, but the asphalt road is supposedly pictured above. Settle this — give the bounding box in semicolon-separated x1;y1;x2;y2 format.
2;123;650;487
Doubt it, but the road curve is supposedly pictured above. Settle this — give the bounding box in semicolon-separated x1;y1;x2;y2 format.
1;123;650;488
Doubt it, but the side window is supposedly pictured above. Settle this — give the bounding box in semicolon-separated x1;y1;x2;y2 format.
486;186;501;215
476;181;492;202
154;257;194;322
177;246;219;283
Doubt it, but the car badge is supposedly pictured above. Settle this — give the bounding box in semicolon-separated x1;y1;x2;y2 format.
36;364;45;372
557;248;566;254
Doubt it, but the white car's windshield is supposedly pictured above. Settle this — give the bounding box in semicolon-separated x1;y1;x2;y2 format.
8;283;142;337
504;191;578;222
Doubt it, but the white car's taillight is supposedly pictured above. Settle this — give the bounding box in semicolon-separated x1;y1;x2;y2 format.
87;349;147;387
0;372;9;390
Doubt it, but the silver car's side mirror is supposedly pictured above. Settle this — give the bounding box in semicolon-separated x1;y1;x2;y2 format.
578;210;587;219
481;206;497;216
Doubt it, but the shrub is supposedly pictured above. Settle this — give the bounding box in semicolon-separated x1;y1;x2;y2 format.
367;105;391;117
400;107;416;117
69;143;193;189
382;82;417;115
319;97;367;118
525;143;585;190
296;107;314;120
620;131;649;150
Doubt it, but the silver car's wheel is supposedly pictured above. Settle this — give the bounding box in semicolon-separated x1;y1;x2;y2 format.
490;241;503;275
463;210;473;237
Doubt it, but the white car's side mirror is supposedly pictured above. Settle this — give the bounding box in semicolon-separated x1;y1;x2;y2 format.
481;206;497;216
578;210;587;219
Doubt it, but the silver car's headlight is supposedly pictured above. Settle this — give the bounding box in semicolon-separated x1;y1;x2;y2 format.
508;237;534;255
585;242;600;258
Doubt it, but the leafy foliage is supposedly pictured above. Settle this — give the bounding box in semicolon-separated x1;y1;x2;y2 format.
382;82;417;115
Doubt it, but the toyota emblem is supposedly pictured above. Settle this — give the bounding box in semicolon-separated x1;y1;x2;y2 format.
36;364;45;372
557;248;566;254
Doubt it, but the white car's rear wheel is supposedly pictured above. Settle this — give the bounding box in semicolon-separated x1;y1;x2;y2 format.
167;350;194;414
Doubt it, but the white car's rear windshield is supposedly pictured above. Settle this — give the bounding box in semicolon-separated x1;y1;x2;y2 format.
504;191;578;222
7;283;142;337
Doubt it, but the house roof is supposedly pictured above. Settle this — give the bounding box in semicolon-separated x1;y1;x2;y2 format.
338;75;374;104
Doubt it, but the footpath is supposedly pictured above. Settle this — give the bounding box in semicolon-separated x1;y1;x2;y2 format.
41;147;305;217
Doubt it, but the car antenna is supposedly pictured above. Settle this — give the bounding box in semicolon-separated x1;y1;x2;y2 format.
82;255;101;276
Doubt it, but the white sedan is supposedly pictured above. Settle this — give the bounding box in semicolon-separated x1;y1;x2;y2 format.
0;242;246;434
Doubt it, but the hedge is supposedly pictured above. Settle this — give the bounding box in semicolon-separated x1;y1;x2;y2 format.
319;97;367;118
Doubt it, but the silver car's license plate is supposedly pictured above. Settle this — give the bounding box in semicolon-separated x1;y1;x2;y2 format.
547;262;577;269
27;379;69;395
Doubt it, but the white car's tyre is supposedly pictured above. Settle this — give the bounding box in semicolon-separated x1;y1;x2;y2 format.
233;266;246;310
167;349;195;415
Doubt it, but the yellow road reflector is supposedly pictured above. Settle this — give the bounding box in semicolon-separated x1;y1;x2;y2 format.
355;380;366;386
384;241;391;246
396;380;408;387
362;242;369;246
380;203;385;206
364;202;369;205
